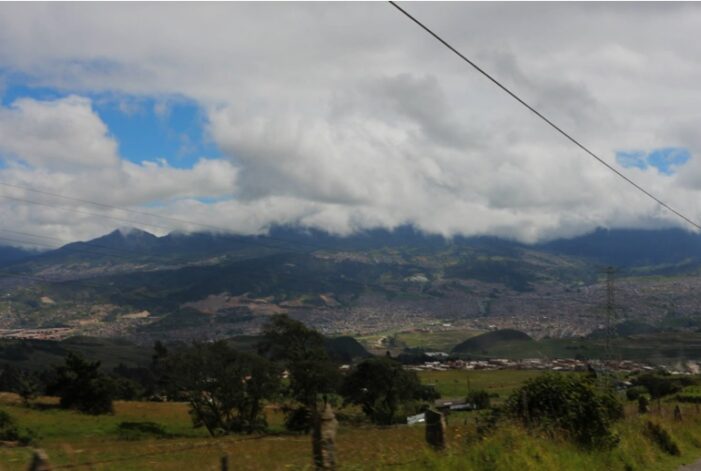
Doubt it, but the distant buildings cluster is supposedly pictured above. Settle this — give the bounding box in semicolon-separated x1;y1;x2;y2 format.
405;357;684;374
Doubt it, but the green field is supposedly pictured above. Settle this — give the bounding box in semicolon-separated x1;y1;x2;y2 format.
417;369;545;399
356;327;483;355
3;371;701;470
394;328;482;352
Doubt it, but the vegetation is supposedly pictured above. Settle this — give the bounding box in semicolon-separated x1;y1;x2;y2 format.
0;409;34;445
645;421;680;456
258;314;340;431
163;341;279;436
46;352;115;415
631;373;697;400
341;356;438;425
3;390;701;470
506;373;623;449
466;389;491;410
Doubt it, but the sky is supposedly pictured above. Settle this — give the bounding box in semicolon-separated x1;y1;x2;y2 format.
1;2;701;247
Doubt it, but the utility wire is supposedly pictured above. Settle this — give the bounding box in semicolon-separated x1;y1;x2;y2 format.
0;194;173;232
0;180;227;233
389;1;701;232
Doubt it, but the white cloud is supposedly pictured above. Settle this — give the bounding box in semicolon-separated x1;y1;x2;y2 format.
0;3;701;244
0;96;119;169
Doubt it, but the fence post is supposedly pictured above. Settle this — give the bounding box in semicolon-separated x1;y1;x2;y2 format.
425;409;446;450
312;402;338;470
27;449;52;471
220;453;229;471
674;404;683;422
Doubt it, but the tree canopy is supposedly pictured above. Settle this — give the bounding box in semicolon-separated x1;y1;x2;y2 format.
165;341;280;436
341;356;439;425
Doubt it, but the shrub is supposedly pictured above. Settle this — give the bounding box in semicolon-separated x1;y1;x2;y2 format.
0;410;35;445
116;421;171;440
506;373;623;449
283;405;312;433
645;421;680;455
626;385;648;401
631;373;696;400
466;389;491;410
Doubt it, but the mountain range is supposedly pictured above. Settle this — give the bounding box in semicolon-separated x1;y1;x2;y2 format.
1;225;700;341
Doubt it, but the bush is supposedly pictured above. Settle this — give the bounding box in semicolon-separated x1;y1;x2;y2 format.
645;421;680;455
116;421;171;440
283;405;312;433
466;389;491;410
626;385;648;401
506;373;623;449
631;373;696;399
0;410;35;445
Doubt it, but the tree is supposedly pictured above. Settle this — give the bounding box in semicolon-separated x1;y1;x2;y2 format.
341;356;439;425
165;341;280;436
506;373;623;449
258;315;340;429
0;365;40;406
47;352;114;415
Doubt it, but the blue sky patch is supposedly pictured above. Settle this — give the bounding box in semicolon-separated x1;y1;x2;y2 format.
616;147;690;175
93;95;221;168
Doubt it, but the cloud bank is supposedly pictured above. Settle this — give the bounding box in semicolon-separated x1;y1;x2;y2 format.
0;3;700;246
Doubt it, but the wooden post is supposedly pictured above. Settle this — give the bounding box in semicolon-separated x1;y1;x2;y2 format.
638;396;649;414
674;404;683;422
27;449;52;471
522;390;530;424
425;409;446;450
312;403;338;470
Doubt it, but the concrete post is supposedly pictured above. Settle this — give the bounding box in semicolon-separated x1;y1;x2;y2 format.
425;409;446;450
27;449;51;471
312;403;338;470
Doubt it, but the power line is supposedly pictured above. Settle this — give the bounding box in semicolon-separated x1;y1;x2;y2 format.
0;180;228;233
0;194;173;231
388;1;701;232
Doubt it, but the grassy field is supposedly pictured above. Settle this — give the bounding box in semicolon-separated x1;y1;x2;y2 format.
356;326;482;354
3;371;701;470
417;369;543;399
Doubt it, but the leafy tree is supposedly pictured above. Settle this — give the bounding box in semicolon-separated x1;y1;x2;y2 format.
165;341;279;436
47;352;114;415
258;315;340;429
506;373;623;449
341;356;439;425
